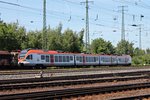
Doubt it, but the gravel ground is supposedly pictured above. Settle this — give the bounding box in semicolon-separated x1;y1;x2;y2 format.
0;68;150;80
0;78;149;95
67;88;150;100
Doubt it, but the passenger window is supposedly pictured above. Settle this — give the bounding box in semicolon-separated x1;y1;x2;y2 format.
70;56;73;60
55;56;58;62
46;55;49;62
94;57;97;62
63;56;66;62
41;55;45;60
59;56;62;62
76;56;79;61
80;56;82;62
86;57;88;62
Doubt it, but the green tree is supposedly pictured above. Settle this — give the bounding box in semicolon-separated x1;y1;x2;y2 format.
91;38;115;54
0;22;26;50
77;29;84;52
116;40;134;56
62;28;80;52
24;31;42;49
47;26;62;50
146;48;150;54
133;47;145;56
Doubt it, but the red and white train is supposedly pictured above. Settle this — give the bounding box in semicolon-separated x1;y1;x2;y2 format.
18;49;132;68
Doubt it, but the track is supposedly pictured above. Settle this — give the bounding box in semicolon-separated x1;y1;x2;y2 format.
0;66;150;75
1;70;150;85
0;70;150;99
0;82;150;100
0;75;148;90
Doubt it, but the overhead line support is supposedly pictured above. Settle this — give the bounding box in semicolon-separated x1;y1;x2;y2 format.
81;0;93;53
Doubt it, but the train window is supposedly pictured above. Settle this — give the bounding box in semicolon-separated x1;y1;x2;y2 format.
125;58;129;62
63;56;66;62
46;55;49;62
89;57;91;62
94;57;98;62
19;53;26;59
86;57;87;62
101;57;104;62
70;56;73;61
79;56;83;62
86;57;89;62
88;57;90;62
92;57;94;62
55;56;58;62
76;56;79;61
112;58;115;62
89;57;92;62
41;55;45;60
26;55;32;60
59;56;62;62
119;58;125;62
67;56;69;62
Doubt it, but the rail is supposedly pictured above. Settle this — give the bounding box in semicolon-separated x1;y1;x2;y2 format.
0;75;148;90
0;82;150;100
0;70;150;85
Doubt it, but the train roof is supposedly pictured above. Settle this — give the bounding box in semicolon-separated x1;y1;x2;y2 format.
22;49;131;57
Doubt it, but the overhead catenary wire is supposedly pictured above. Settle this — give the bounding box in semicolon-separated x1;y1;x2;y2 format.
0;0;149;36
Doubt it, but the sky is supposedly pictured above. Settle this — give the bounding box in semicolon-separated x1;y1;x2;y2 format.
0;0;150;50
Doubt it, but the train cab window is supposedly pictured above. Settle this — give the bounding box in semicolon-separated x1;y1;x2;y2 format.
41;55;45;60
26;55;32;60
46;55;49;62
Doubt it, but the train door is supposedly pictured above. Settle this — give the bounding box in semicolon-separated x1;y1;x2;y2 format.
83;55;85;65
50;55;54;65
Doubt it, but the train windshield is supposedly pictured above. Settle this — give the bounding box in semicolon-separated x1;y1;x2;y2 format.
19;53;26;59
19;49;28;59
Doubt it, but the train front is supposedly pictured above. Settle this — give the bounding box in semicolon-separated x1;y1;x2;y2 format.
18;49;29;67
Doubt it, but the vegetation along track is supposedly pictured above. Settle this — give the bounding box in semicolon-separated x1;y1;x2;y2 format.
0;82;150;100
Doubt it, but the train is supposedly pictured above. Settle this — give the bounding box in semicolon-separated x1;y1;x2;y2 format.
17;48;132;68
0;50;18;68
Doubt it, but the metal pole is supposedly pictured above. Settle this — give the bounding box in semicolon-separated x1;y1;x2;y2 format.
43;0;47;50
86;0;89;53
139;25;142;49
121;6;125;41
81;0;93;53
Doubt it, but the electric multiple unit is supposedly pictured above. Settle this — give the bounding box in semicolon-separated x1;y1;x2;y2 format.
18;49;132;68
